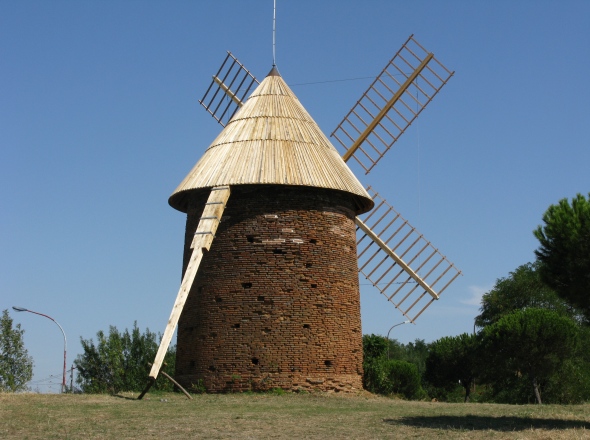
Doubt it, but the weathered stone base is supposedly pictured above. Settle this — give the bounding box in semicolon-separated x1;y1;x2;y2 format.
175;372;363;393
174;185;364;393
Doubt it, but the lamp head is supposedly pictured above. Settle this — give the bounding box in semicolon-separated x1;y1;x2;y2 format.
12;306;28;312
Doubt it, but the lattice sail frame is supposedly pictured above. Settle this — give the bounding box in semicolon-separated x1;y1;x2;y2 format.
356;187;462;322
331;34;454;174
199;51;259;127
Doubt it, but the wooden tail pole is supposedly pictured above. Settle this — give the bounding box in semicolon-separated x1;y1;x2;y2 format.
138;186;231;400
160;369;192;400
138;377;155;400
140;363;192;400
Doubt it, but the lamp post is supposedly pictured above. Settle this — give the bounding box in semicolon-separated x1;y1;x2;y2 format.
12;306;67;393
386;320;411;359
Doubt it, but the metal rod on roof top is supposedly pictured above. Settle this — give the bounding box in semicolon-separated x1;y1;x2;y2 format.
273;0;277;67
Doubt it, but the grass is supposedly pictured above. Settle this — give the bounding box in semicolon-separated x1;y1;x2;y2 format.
1;391;589;439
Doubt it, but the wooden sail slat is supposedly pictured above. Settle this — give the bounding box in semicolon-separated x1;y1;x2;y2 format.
404;290;429;315
390;278;420;304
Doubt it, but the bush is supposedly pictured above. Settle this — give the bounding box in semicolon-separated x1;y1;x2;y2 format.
364;357;425;399
75;322;175;394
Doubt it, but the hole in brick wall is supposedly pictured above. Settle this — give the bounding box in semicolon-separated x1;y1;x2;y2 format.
257;296;265;302
246;235;254;243
263;328;271;334
215;297;222;303
303;324;310;329
324;360;333;367
190;360;195;367
310;239;317;244
209;332;217;338
242;282;252;289
273;248;286;254
251;357;259;365
305;263;312;268
311;284;317;288
208;365;216;372
232;323;240;329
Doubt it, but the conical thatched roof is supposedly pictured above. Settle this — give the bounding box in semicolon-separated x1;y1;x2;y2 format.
169;67;374;214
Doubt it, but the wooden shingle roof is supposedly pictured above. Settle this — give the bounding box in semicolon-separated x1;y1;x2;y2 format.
169;67;374;214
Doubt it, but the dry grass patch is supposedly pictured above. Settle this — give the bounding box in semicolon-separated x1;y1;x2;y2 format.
1;392;589;439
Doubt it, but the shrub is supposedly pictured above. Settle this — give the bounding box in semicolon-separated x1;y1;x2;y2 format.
364;357;425;399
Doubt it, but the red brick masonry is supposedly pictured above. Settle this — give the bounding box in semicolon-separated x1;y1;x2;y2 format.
175;185;363;392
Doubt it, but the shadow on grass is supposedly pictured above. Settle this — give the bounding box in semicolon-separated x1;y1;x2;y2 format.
112;394;139;401
384;415;589;431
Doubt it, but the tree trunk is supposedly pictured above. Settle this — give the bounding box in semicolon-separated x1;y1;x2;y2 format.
463;383;471;403
532;376;542;404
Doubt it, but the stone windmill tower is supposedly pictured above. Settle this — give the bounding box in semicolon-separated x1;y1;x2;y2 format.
142;36;461;395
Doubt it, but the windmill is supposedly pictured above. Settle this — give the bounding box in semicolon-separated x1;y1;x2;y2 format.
140;35;461;396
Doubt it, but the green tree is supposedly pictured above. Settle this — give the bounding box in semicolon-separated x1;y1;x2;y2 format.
534;193;590;320
362;334;426;399
74;322;175;394
475;262;582;328
0;309;34;392
424;333;478;402
402;339;429;379
362;334;388;360
480;308;579;404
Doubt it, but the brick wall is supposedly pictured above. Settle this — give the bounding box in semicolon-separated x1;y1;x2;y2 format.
175;185;363;392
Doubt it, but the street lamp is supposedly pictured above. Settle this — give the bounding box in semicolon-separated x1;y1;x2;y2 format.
12;306;67;393
386;320;411;359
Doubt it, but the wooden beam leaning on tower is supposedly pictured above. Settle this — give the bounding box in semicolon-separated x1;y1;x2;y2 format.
138;186;231;400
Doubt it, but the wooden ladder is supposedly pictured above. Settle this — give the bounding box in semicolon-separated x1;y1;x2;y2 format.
139;186;231;399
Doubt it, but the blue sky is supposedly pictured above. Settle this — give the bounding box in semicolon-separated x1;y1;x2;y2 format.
2;1;589;392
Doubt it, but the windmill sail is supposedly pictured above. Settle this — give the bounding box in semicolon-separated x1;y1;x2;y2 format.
356;187;461;322
199;52;259;126
145;186;230;386
331;35;454;174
